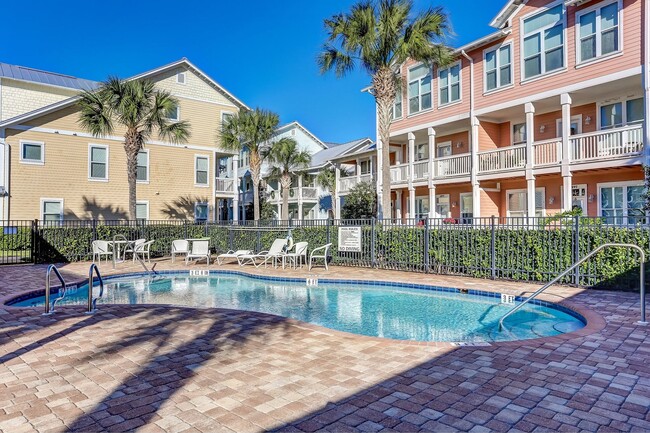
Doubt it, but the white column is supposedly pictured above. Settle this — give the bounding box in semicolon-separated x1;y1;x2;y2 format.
428;185;436;219
232;154;239;222
470;117;481;219
0;128;6;220
376;138;383;219
407;132;415;220
356;158;361;183
334;165;341;220
525;103;536;219
395;190;402;220
297;174;303;220
561;93;573;212
428;128;436;220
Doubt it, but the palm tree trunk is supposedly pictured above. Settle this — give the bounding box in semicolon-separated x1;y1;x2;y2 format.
250;150;262;221
281;174;291;221
124;133;140;220
373;67;396;221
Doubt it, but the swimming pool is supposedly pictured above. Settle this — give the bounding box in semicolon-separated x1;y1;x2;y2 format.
8;271;585;343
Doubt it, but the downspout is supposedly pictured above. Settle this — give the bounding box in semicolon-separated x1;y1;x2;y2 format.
461;49;480;220
644;0;650;166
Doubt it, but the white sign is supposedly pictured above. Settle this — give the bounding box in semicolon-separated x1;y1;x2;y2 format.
189;270;210;277
306;276;319;286
501;293;515;304
338;227;362;252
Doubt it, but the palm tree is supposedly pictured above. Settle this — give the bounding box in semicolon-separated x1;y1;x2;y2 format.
318;0;452;219
264;138;312;220
221;108;279;220
315;167;337;218
77;77;190;220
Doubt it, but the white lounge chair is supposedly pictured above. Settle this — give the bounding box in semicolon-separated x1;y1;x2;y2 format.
171;240;189;263
133;240;154;263
237;239;287;268
92;240;113;263
309;243;332;270
217;250;252;265
283;242;308;269
186;239;211;265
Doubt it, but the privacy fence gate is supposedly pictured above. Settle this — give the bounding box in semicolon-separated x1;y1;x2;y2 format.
0;216;648;290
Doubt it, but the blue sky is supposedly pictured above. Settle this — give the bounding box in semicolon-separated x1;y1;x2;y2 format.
1;0;503;143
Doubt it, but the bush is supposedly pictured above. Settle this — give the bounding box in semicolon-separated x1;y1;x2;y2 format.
341;182;376;219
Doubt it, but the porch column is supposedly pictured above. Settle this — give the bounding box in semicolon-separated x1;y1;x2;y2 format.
376;137;384;219
525;103;536;219
297;174;303;221
334;165;341;220
561;93;573;212
395;190;402;220
277;202;282;220
428;127;436;220
428;185;436;219
408;132;416;220
232;155;239;222
470;116;481;219
356;158;361;183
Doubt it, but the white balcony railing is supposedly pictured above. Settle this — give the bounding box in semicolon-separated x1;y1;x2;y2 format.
339;174;374;194
570;124;643;163
301;187;318;200
478;145;526;173
413;161;429;181
436;154;471;178
215;177;235;194
390;164;409;184
533;139;561;166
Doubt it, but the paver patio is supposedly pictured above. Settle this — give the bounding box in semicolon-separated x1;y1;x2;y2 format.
0;259;648;432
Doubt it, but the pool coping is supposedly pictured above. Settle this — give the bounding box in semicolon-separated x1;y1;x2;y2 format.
0;269;606;348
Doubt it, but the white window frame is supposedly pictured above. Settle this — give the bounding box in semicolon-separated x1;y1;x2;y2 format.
437;141;452;158
40;198;64;223
415;196;430;220
88;144;109;181
176;72;186;84
597;95;644;130
136;149;149;184
555;114;583;137
392;86;403;120
19;140;45;165
506;188;546;217
561;183;588;213
359;159;371;175
135;200;149;221
435;194;451;219
575;0;623;65
483;43;513;93
438;62;462;107
194;202;209;222
597;181;646;225
194;154;210;187
166;104;180;122
459;192;473;223
407;64;433;115
512;122;527;145
221;111;235;124
520;1;567;82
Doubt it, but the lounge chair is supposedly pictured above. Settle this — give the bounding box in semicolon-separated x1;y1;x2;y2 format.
217;250;252;265
283;242;308;269
186;239;211;265
92;240;113;263
309;243;332;270
237;239;287;268
171;240;189;263
133;240;154;263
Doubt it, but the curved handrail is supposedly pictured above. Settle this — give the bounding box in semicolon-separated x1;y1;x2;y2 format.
87;263;104;313
44;264;66;315
499;243;646;331
112;234;151;275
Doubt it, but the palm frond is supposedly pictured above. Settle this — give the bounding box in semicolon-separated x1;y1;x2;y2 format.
76;90;114;137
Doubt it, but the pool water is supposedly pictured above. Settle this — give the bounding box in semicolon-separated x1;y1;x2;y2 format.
10;272;584;343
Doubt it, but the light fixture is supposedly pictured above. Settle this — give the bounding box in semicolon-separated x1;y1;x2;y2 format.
456;141;463;148
549;196;555;204
585;116;591;125
588;194;595;203
539;125;546;133
452;201;457;208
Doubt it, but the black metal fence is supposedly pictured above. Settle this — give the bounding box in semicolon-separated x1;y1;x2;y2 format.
0;217;647;290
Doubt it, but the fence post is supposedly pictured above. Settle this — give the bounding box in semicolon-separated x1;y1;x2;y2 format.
491;215;496;279
256;229;261;252
92;219;98;242
371;217;377;268
204;219;208;237
573;215;580;285
31;219;38;264
183;220;188;239
424;218;430;273
229;226;234;251
326;218;331;245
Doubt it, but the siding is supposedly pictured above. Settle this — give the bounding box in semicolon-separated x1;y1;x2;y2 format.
1;79;76;121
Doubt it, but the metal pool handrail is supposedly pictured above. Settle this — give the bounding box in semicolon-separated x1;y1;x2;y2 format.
44;264;66;315
499;243;646;331
87;263;104;313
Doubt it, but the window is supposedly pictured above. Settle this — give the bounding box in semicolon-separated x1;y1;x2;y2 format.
437;142;452;157
556;115;582;137
88;145;108;180
41;199;63;222
238;149;250;168
360;160;371;175
136;201;149;221
392;87;403;119
485;44;512;91
435;194;450;218
438;64;461;105
166;103;180;121
20;141;44;164
522;4;564;79
600;97;643;129
195;202;209;222
600;183;646;225
578;2;619;63
221;111;234;124
416;143;428;161
507;188;545;218
136;150;149;182
415;197;429;220
513;123;527;145
460;193;473;223
195;156;209;186
176;72;186;84
408;64;432;114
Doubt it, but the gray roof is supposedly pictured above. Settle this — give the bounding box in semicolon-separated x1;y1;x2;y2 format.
0;62;99;91
309;138;373;169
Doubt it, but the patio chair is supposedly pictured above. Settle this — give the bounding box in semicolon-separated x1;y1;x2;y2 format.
309;243;332;271
171;240;189;263
92;240;113;263
186;239;211;265
283;242;308;269
216;250;252;265
133;240;154;263
124;238;145;259
237;239;287;268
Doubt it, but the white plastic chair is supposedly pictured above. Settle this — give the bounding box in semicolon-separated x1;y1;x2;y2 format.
237;239;287;268
284;242;308;269
124;238;145;259
171;240;189;263
186;240;211;265
92;240;113;263
309;243;332;270
133;240;154;263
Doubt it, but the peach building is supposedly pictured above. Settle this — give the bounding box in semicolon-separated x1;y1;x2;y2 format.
337;0;650;225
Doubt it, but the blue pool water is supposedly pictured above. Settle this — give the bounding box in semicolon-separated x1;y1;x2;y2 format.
9;272;584;342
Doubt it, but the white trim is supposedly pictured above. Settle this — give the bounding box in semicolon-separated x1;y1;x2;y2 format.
437;61;462;107
176;71;186;85
194;154;210;187
19;140;45;165
596;95;644;130
135;200;149;220
435;193;451;218
407;63;433;115
506;187;546;217
166;104;180;122
88;143;109;182
555;114;583;137
459;192;473;218
390;112;471;137
562;183;587;211
40;197;64;222
597;180;646;223
136;149;150;184
436;141;452;158
483;42;513;93
174;93;238;108
575;0;623;66
512;121;527;145
221;110;235;124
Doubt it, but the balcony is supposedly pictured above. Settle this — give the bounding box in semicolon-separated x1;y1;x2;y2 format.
390;165;409;185
570;124;643;163
269;187;320;203
339;174;374;194
436;154;471;178
215;177;236;195
478;145;526;173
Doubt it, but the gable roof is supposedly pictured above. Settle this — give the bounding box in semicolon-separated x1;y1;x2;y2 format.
0;62;99;91
0;58;248;128
275;121;327;150
309;138;374;169
490;0;526;29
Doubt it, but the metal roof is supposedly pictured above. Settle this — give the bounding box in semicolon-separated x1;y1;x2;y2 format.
309;138;373;168
0;62;99;91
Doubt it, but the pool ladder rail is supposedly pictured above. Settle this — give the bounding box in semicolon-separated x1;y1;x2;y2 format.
499;243;647;331
43;263;105;315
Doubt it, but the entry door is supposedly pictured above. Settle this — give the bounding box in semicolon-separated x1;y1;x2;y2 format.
460;193;473;224
556;115;582;137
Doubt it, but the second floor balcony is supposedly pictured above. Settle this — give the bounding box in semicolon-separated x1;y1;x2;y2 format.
268;187;319;203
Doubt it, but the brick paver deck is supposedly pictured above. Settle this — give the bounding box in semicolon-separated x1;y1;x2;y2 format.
0;259;648;432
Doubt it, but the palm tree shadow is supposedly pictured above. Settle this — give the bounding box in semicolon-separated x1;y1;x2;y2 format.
161;195;211;220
